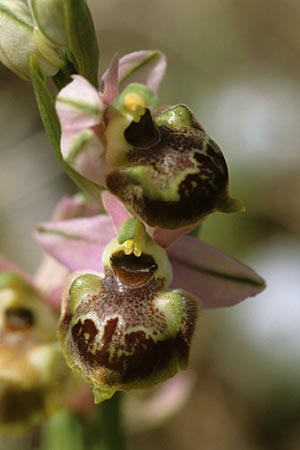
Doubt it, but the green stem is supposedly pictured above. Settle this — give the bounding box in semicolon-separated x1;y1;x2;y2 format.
93;393;125;450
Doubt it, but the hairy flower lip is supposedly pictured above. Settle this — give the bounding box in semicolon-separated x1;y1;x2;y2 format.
105;123;230;230
58;264;198;403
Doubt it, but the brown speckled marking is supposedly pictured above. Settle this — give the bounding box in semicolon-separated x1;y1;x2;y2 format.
71;318;99;367
72;318;180;384
106;125;229;228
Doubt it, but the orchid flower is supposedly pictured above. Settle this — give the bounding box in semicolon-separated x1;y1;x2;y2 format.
56;217;198;403
0;256;68;432
0;194;99;432
55;50;166;186
55;51;243;232
35;192;265;403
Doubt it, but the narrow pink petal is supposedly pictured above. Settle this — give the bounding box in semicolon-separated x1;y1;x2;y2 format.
34;195;102;309
168;236;266;308
100;54;120;105
61;129;108;186
101;191;132;233
56;75;104;131
118;50;167;93
50;194;99;221
35;215;115;272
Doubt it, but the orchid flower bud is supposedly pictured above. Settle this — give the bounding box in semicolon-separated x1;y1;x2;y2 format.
28;0;66;46
106;104;244;229
58;219;198;404
0;273;68;432
29;0;99;86
0;0;64;79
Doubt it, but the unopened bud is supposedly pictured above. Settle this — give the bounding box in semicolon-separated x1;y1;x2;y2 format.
29;0;67;46
0;0;63;79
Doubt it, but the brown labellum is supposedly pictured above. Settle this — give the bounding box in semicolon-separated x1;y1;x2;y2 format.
58;245;198;401
106;124;229;229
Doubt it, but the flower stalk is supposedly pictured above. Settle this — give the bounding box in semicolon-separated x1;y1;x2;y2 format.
98;393;125;450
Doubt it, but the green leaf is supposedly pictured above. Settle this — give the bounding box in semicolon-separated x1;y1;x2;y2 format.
64;0;99;87
29;54;103;202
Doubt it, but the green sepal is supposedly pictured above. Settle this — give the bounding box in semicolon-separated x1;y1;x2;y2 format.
29;54;103;202
63;0;99;87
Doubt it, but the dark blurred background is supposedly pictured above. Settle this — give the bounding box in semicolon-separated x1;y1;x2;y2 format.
1;0;300;449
